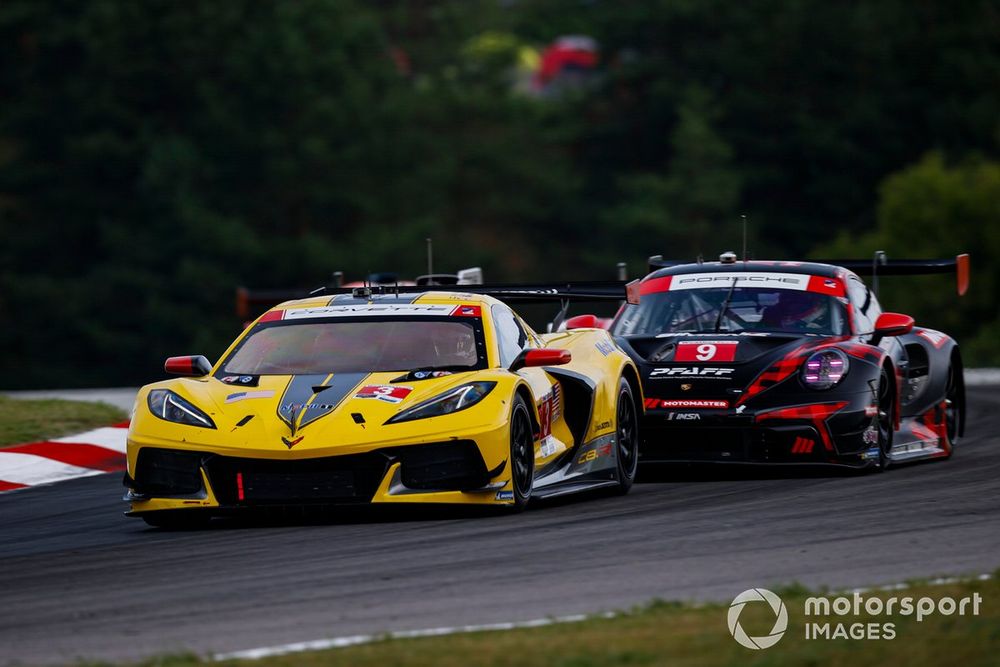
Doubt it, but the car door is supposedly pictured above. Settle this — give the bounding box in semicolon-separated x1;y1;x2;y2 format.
490;303;569;467
847;275;906;370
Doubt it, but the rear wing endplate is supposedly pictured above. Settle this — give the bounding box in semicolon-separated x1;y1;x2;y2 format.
817;253;969;296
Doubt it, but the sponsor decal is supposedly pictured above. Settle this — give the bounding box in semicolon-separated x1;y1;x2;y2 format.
412;370;453;379
667;413;700;421
594;340;616;357
675;341;739;362
805;276;846;296
860;446;881;460
537;435;559;458
650;367;735;379
495;490;514;501
450;304;482;317
680;383;693;391
592;419;612;432
222;375;259;386
355;385;413;403
672;272;809;291
651;399;729;409
862;426;879;445
284;304;457;319
864;405;879;418
225;390;275;404
577;442;613;464
281;402;338;411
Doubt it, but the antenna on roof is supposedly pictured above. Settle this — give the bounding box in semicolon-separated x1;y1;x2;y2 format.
741;214;748;264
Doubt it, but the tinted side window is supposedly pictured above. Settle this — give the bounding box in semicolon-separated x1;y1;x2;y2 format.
848;277;874;334
491;304;528;367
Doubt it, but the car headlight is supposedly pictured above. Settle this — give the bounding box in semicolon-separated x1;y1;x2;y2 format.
801;349;849;390
147;389;216;429
386;382;496;424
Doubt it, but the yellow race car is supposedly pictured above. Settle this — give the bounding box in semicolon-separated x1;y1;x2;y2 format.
124;287;642;526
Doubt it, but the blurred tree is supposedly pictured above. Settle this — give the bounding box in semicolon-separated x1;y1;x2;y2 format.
598;87;743;269
816;152;1000;365
0;0;998;386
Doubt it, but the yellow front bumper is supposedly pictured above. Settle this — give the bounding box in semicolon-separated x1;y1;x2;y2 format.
125;420;515;515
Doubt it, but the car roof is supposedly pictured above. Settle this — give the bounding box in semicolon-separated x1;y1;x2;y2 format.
262;291;502;317
646;260;846;280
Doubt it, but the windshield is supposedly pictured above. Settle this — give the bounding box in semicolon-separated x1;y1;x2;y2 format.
611;287;848;336
220;318;485;375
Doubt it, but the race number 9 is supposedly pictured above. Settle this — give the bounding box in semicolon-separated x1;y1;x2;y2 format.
695;344;718;361
674;341;739;362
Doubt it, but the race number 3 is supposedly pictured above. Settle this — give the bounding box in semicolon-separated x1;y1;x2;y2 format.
674;341;739;362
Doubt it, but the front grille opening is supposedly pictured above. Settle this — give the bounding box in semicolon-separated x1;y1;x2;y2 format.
642;426;823;462
389;440;489;491
206;452;389;505
134;448;203;496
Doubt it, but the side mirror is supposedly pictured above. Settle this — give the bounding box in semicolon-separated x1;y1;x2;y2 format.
872;312;914;343
165;355;214;377
565;314;599;330
510;348;572;372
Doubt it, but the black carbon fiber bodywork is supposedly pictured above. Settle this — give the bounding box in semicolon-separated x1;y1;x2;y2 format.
611;260;965;468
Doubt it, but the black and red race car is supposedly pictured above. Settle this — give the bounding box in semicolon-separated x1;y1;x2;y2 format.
567;253;969;469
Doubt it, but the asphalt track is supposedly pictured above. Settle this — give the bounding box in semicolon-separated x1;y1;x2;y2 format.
1;387;999;666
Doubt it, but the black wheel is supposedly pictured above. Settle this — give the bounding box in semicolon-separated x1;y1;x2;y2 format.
141;511;212;529
944;363;961;454
508;395;534;511
614;378;639;494
874;366;895;471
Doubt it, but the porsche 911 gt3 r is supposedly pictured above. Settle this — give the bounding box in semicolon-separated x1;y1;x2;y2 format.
567;253;969;469
124;290;642;526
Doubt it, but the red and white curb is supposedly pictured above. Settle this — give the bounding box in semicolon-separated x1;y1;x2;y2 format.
0;423;129;492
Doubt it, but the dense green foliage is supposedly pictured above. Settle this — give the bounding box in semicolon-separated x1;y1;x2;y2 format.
1;1;997;387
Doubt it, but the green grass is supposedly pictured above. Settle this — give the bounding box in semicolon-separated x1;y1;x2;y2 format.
93;575;998;667
0;396;127;448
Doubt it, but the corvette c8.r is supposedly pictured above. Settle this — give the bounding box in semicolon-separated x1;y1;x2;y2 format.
124;290;642;526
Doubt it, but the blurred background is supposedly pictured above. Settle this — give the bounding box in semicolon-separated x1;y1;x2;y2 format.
1;0;997;388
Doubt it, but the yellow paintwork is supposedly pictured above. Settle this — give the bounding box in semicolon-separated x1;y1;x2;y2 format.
126;292;640;515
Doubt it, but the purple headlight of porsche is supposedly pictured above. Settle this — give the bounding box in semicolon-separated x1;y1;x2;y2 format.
802;348;849;390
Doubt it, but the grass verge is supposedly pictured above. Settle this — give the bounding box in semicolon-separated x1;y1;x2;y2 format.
0;396;126;448
98;574;998;667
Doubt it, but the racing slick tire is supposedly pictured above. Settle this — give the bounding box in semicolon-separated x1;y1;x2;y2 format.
509;394;534;511
613;377;639;494
141;510;212;530
874;365;895;472
944;362;961;457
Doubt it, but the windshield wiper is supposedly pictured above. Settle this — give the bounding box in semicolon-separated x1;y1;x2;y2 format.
713;277;739;333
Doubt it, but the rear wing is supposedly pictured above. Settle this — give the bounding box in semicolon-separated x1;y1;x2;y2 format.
647;252;970;296
817;253;970;296
237;280;640;321
236;267;485;321
647;255;687;273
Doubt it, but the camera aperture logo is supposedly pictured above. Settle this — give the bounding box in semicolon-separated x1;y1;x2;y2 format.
728;588;788;650
728;587;984;649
